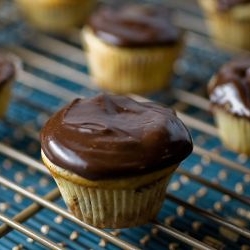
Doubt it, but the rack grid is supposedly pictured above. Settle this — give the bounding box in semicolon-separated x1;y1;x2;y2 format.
0;0;249;249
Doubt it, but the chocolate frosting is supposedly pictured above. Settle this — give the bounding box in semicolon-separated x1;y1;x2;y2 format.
41;94;193;180
0;57;15;90
87;4;179;47
217;0;250;11
208;57;250;118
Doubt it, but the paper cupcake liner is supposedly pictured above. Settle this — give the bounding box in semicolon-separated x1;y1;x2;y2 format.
53;174;171;228
82;28;181;94
0;80;12;118
16;0;96;32
213;107;250;155
198;0;250;50
0;52;20;118
41;151;176;228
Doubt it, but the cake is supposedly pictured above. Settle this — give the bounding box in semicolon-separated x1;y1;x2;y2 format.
0;56;15;118
208;57;250;155
15;0;97;33
82;4;181;94
198;0;250;50
40;94;193;228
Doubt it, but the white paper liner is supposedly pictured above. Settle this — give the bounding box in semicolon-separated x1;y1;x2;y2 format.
16;0;96;32
53;173;172;228
198;0;250;50
0;80;12;118
213;107;250;155
82;27;181;94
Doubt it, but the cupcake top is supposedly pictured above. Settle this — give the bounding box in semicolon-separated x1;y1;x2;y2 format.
208;57;250;118
0;57;15;90
41;94;193;180
217;0;250;11
87;4;179;47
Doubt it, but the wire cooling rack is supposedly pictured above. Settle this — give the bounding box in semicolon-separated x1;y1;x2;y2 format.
0;0;249;249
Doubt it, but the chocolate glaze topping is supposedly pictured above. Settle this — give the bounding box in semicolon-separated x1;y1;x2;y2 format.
208;57;250;118
0;57;15;90
41;94;193;180
87;4;179;47
217;0;250;11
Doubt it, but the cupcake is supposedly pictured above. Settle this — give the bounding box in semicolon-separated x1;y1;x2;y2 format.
15;0;97;33
198;0;250;50
208;57;250;155
82;4;182;94
41;94;193;228
0;56;15;118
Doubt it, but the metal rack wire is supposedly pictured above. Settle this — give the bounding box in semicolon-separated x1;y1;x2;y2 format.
0;0;249;249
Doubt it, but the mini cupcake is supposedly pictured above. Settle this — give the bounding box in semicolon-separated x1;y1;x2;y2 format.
82;4;182;94
15;0;97;33
41;94;193;228
198;0;250;50
0;56;15;118
208;57;250;155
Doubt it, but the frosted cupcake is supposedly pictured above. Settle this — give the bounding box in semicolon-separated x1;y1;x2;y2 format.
0;56;15;118
198;0;250;50
15;0;97;33
41;94;193;228
208;57;250;154
82;4;181;94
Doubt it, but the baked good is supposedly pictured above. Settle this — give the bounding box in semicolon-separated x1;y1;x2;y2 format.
208;57;250;155
82;4;181;94
41;94;193;228
0;57;15;118
198;0;250;50
15;0;97;33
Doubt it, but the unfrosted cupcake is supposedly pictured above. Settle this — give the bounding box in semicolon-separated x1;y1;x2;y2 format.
208;57;250;155
41;94;193;228
198;0;250;50
0;56;15;118
15;0;97;33
82;4;181;94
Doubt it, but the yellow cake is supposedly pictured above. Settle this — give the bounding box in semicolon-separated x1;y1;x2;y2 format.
208;57;250;154
82;4;182;94
15;0;97;33
0;56;15;118
40;94;193;228
199;0;250;50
